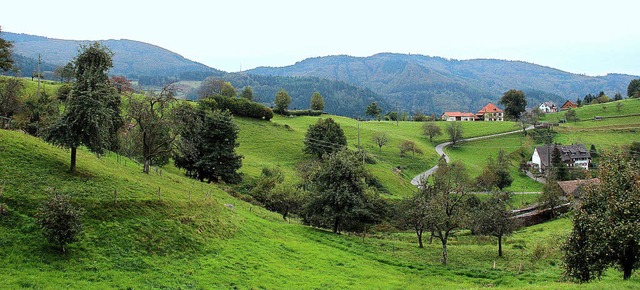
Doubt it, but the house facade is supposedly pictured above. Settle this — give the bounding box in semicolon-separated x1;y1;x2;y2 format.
441;112;476;121
560;100;578;110
538;102;558;113
476;103;504;121
531;144;591;173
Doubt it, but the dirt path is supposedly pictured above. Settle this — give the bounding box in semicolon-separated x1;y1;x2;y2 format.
410;125;534;186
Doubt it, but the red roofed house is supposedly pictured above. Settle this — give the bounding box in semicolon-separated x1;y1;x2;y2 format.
560;100;578;110
476;103;504;121
441;112;476;121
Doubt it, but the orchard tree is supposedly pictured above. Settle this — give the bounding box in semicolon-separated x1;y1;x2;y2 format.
472;192;516;257
239;86;254;101
126;83;177;173
45;43;122;173
563;151;640;282
365;102;382;120
372;132;389;152
446;121;463;145
0;27;13;72
538;174;564;218
422;121;442;142
397;190;430;248
499;89;527;120
197;77;236;98
109;75;134;94
274;88;291;114
565;108;578;123
474;149;512;191
423;159;471;264
310;91;325;111
628;79;640;98
303;118;347;159
303;149;381;234
399;140;422;158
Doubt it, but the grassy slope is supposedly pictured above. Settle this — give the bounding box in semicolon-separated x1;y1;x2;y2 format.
3;130;639;288
238;115;521;198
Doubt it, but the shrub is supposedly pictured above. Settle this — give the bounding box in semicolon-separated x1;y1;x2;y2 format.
287;109;323;116
36;193;83;252
200;95;273;120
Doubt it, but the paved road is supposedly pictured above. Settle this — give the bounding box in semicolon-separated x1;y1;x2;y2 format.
411;126;534;186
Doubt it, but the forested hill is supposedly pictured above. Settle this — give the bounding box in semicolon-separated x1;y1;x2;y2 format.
217;73;390;117
4;32;222;80
247;53;639;114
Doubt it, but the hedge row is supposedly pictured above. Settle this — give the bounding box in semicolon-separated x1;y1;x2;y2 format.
286;109;323;116
200;96;273;121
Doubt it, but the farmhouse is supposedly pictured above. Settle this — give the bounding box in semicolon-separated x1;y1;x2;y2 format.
531;144;591;173
538;102;558;113
560;100;578;110
476;103;504;121
440;112;476;121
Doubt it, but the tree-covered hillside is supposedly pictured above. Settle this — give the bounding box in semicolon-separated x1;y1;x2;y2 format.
215;73;390;117
4;32;222;79
248;53;639;114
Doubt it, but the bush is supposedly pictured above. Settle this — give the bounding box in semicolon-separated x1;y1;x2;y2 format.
200;95;273;120
287;109;323;116
36;193;83;252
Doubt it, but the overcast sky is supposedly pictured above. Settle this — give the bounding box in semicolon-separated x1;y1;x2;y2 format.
3;0;639;76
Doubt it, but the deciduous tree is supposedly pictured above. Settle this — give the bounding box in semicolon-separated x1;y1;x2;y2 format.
45;43;122;172
399;140;422;158
274;88;291;114
239;86;254;101
0;27;13;72
446;121;463;145
472;192;516;257
303;149;381;234
310;91;325;111
423;159;471;264
365;102;381;121
422;121;442;142
563;151;640;281
303;118;347;159
126;83;177;173
628;79;640;98
0;76;24;118
499;89;527;120
372;132;388;152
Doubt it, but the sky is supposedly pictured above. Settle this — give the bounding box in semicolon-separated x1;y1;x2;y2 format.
3;0;640;76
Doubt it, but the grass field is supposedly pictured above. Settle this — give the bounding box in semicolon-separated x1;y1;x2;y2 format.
2;129;638;288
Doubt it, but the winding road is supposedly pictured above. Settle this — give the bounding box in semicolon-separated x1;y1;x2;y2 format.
410;126;534;186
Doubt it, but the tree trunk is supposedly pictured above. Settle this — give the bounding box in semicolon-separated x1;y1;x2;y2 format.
282;210;288;221
498;235;503;257
333;218;340;234
142;132;150;174
69;147;77;173
429;231;434;244
416;229;423;248
441;239;448;265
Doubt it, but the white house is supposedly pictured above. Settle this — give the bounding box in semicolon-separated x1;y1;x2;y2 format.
538;102;558;113
531;144;591;173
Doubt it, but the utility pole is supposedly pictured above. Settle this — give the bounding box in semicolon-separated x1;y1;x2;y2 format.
357;119;361;151
37;54;42;96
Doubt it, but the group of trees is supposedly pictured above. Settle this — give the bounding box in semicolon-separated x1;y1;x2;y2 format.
397;157;516;264
272;88;325;115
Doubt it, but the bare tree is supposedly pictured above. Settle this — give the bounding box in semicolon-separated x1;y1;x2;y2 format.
372;132;389;152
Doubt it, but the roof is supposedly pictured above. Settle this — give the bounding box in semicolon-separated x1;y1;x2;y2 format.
535;144;591;168
557;178;600;197
443;112;476;117
540;101;557;108
477;103;503;114
561;100;578;108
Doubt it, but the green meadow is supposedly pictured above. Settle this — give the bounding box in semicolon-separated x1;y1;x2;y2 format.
2;129;639;289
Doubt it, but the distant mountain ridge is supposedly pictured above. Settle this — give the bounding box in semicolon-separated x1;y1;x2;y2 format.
4;32;222;79
247;53;639;114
